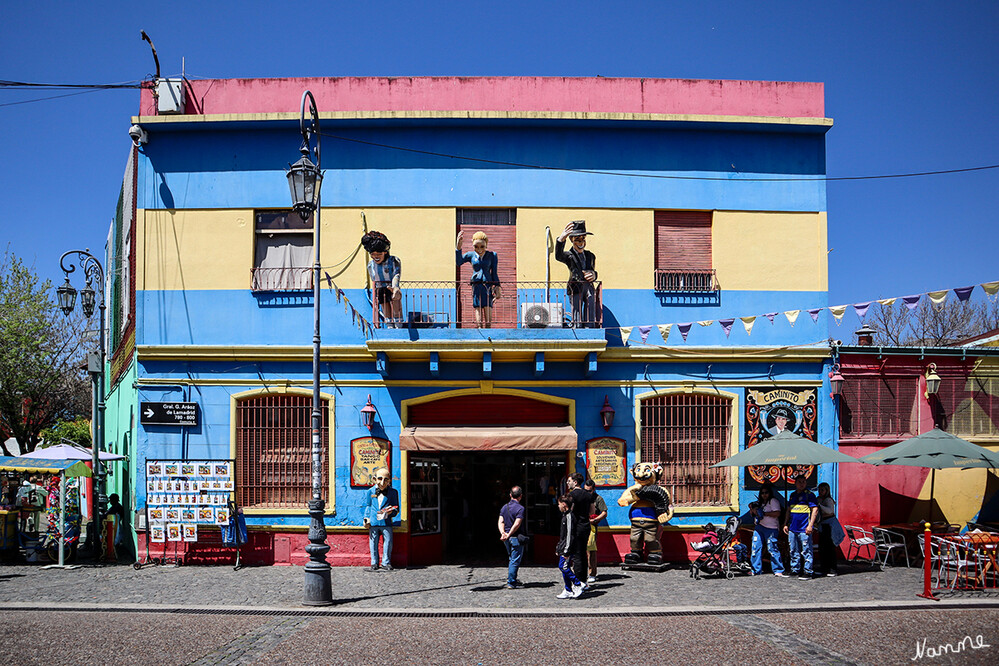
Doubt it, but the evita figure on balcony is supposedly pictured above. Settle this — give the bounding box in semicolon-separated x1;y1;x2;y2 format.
555;220;598;328
456;230;501;328
362;231;403;328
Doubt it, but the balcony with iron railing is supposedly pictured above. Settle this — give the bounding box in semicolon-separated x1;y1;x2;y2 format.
251;266;313;292
654;268;718;293
372;280;603;330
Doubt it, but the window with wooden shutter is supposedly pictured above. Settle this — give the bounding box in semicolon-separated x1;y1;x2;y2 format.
235;393;329;508
456;209;517;328
936;375;999;437
839;376;918;439
654;211;716;292
640;393;732;507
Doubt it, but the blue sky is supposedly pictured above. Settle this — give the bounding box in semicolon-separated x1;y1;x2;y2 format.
2;1;996;308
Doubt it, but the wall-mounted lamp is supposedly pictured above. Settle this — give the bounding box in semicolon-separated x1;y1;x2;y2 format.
828;363;844;400
599;395;615;431
361;395;377;431
924;363;941;398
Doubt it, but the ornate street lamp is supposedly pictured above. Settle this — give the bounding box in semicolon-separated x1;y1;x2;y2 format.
599;395;615;431
289;90;332;606
57;249;106;559
828;363;845;400
361;395;377;431
924;363;942;398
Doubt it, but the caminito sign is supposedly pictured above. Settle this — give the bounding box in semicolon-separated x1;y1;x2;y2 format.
140;402;200;427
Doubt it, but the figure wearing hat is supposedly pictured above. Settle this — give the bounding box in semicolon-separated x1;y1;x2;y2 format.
361;231;403;328
555;221;598;328
456;230;502;328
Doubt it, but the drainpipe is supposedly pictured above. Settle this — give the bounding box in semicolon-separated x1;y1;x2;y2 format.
545;226;551;303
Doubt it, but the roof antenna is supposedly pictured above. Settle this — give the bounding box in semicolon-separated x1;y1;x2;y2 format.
141;31;160;111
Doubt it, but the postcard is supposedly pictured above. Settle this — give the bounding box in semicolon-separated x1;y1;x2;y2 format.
198;463;212;476
147;462;163;477
223;479;234;491
214;507;230;525
181;508;197;522
214;462;231;478
198;507;215;522
150;526;165;543
166;523;182;541
181;463;195;476
148;508;164;522
164;463;179;476
182;524;198;542
165;508;180;522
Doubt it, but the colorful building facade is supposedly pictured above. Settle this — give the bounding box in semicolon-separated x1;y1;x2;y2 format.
103;76;840;565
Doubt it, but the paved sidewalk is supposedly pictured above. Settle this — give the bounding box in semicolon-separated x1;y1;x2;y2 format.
2;560;987;611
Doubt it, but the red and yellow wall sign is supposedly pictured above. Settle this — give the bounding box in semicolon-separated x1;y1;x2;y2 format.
585;437;627;487
350;437;391;487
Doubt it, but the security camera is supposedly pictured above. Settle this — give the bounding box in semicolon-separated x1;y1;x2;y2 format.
129;124;148;146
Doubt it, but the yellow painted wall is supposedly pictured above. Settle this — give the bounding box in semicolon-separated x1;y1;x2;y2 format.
713;211;828;292
516;209;654;289
138;207;828;292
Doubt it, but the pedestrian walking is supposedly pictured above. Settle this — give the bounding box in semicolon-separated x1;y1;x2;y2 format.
363;467;399;571
783;474;819;580
555;494;585;599
498;485;526;589
565;473;593;588
583;478;607;583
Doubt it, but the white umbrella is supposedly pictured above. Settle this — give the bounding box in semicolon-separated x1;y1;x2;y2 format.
22;442;125;462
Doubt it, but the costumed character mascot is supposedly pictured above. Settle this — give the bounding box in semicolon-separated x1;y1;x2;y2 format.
618;462;673;565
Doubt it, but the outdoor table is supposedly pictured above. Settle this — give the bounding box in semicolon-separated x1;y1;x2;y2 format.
944;533;999;587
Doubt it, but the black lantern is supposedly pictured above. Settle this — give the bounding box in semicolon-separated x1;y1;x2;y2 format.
925;363;941;398
828;363;845;399
599;395;615;431
361;395;377;431
286;154;322;222
80;285;96;318
56;278;77;316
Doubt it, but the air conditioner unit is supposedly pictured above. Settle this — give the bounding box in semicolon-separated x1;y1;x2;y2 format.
521;302;564;328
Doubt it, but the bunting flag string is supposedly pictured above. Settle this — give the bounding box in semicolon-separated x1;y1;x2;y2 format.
677;323;692;342
619;326;633;344
764;312;777;324
741;316;756;336
697;320;714;327
828;305;847;325
784;310;800;327
954;286;975;302
853;302;871;321
324;276;374;338
902;294;921;310
658;324;672;343
927;290;948;306
877;297;896;307
719;318;734;338
808;308;823;323
638;325;652;343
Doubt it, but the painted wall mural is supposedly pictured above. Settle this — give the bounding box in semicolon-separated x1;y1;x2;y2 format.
744;387;818;490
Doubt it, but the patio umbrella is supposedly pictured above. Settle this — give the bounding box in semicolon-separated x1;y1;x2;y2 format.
858;428;999;523
21;442;125;462
712;429;860;501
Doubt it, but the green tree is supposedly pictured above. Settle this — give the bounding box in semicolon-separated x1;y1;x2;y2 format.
0;247;90;455
40;417;92;448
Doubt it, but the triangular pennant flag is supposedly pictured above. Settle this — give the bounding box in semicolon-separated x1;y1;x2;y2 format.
764;312;777;324
954;286;975;302
877;297;896;307
719;318;734;338
677;323;692;342
902;294;921;310
658;324;672;343
784;310;800;327
808;308;823;322
619;326;633;344
638;325;652;343
697;320;714;327
927;290;948;306
982;281;999;301
829;305;847;325
741;316;756;336
853;302;871;321
324;271;334;289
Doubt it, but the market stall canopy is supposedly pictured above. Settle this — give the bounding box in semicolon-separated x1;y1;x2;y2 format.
858;428;999;469
400;425;578;452
21;442;125;462
0;456;93;478
711;429;860;468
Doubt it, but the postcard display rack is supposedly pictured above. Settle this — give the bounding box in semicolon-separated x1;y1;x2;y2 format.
143;459;236;563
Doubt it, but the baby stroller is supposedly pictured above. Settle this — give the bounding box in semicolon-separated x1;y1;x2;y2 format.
689;516;752;580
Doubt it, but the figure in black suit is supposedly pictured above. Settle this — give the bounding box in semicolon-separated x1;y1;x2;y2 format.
555;220;598;328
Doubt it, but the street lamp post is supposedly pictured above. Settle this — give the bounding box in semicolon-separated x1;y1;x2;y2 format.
56;249;106;559
287;90;332;606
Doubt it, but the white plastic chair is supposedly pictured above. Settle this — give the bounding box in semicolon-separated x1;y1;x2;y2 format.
844;525;876;565
873;527;910;569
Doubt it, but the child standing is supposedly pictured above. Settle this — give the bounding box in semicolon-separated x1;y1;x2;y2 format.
555;494;585;599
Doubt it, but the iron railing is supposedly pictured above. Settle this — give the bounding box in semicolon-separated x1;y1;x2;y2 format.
654;268;717;293
372;280;602;329
250;267;313;292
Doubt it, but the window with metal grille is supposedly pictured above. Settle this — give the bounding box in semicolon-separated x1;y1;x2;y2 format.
936;375;999;437
235;393;329;508
839;376;918;438
640;393;732;507
654;210;716;292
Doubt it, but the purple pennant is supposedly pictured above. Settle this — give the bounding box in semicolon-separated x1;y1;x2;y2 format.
954;286;975;302
324;271;334;289
902;294;921;310
638;325;652;343
677;322;692;342
764;312;778;324
853;301;871;321
808;308;823;322
719;318;734;337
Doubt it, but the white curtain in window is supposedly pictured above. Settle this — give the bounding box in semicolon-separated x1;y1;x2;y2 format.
254;235;313;290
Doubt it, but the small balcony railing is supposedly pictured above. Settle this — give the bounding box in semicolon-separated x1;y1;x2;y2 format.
654;268;717;293
251;267;313;292
372;281;602;329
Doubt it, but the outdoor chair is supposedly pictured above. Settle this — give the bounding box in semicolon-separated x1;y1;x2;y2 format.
934;537;980;589
844;525;876;565
873;527;910;569
918;534;943;586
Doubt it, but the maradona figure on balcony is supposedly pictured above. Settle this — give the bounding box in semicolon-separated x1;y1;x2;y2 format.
362;231;403;328
555;220;598;328
456;230;501;328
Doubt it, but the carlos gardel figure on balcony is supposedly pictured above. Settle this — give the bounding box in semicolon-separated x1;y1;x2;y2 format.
555;220;598;327
456;230;502;328
362;231;403;328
